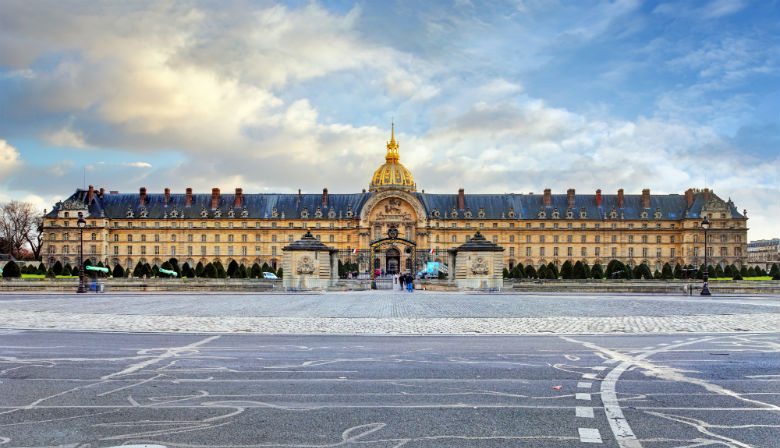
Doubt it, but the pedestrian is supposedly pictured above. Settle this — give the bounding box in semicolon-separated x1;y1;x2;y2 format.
407;273;414;292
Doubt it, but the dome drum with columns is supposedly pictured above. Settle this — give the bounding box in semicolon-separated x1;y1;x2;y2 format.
42;124;749;277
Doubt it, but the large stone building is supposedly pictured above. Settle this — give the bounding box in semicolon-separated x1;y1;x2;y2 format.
747;239;779;271
42;126;748;274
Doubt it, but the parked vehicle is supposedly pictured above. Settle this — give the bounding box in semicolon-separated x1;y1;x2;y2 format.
263;272;278;280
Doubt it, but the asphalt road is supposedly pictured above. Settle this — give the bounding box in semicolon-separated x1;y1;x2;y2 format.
0;330;777;447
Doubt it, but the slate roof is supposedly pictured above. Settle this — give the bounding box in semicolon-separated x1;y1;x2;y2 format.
47;189;745;221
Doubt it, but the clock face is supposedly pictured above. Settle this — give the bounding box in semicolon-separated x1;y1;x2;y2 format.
388;227;399;239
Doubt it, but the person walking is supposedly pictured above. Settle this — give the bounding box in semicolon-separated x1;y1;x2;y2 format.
406;272;414;292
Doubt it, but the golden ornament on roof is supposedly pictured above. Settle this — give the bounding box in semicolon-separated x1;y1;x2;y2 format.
369;123;416;192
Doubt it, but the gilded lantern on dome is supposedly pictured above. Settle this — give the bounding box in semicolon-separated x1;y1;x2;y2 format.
369;123;416;192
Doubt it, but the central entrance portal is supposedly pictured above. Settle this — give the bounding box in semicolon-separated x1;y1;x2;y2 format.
386;248;400;274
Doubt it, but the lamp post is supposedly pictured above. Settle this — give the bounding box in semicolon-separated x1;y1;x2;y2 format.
700;216;711;296
77;213;86;293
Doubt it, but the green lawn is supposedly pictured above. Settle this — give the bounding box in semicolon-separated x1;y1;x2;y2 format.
711;276;773;281
21;274;79;279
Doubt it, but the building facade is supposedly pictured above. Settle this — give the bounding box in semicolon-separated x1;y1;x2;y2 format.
42;127;749;274
747;239;779;270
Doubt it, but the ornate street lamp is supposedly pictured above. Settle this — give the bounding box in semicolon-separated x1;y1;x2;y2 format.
77;212;87;293
700;216;711;296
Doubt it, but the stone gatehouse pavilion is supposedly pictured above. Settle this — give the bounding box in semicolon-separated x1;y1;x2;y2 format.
43;125;748;275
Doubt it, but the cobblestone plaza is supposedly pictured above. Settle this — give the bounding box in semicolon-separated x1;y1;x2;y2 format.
1;291;776;335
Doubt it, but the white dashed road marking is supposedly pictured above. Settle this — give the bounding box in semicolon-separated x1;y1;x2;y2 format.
578;382;592;388
576;406;595;418
576;393;592;401
578;427;603;443
582;373;597;380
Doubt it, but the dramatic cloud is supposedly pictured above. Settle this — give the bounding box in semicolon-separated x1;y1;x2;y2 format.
0;1;777;239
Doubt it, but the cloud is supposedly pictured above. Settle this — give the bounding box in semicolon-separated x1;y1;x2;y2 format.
43;124;91;149
121;162;152;168
0;139;22;177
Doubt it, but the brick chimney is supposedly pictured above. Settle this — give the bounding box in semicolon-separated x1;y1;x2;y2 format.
703;188;710;201
543;188;551;207
87;185;94;203
139;187;147;206
617;189;624;208
458;188;465;210
642;188;650;208
322;188;328;207
298;188;302;202
164;188;170;206
185;188;193;207
567;188;575;209
211;188;220;210
596;189;602;207
685;188;694;208
235;188;243;207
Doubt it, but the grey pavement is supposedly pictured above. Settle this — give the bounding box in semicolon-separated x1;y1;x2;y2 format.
0;291;777;335
0;330;777;447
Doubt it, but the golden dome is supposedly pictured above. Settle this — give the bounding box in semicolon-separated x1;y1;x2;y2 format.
369;123;416;192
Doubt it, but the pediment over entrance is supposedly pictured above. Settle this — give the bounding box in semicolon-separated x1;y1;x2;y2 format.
359;190;427;229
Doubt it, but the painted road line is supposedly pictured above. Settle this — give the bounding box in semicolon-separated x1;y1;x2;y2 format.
576;406;595;418
578;382;592;388
582;373;597;380
578;428;603;443
576;393;592;400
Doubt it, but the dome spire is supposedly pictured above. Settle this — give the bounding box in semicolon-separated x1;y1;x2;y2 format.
386;121;399;164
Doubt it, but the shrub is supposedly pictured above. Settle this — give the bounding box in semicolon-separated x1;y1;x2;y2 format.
195;261;205;277
62;264;73;276
261;262;271;272
238;264;248;278
732;271;742;280
502;267;510;278
133;263;145;278
46;267;56;278
572;261;586;279
37;263;47;275
276;267;283;278
653;271;661;279
661;263;674;280
214;261;226;278
747;266;756;277
560;260;573;279
633;263;652;280
203;262;217;278
227;260;239;278
52;261;63;276
673;263;683;279
739;266;748;277
2;260;21;277
112;264;125;278
524;264;537;279
591;263;604;279
769;263;779;279
160;261;174;277
547;262;559;279
251;263;262;279
714;265;724;278
538;264;549;279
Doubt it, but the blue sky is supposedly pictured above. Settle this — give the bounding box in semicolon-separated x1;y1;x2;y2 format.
0;0;778;238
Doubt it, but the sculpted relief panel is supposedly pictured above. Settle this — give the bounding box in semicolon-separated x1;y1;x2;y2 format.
368;197;418;227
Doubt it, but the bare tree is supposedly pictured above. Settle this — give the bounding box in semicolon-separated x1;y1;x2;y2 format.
25;213;44;260
0;201;36;259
